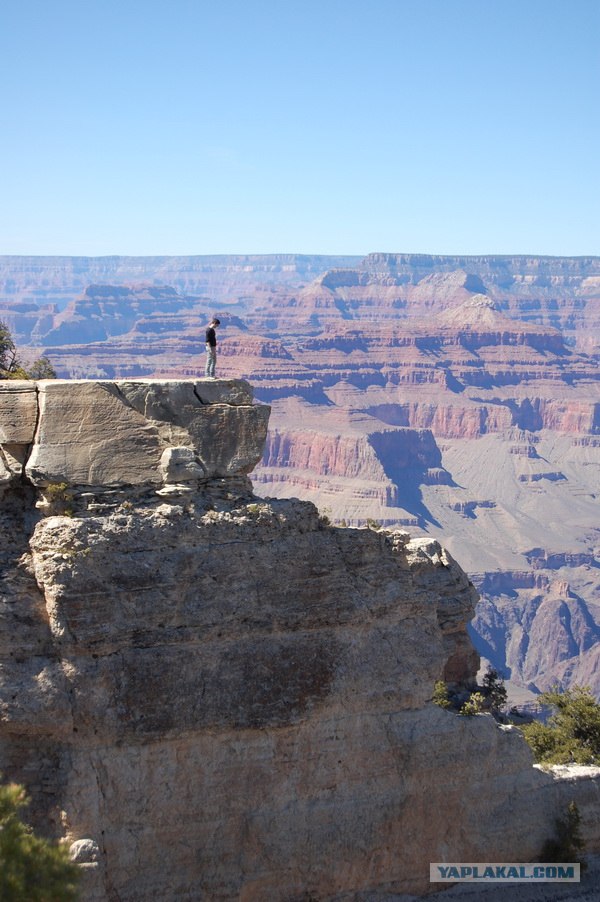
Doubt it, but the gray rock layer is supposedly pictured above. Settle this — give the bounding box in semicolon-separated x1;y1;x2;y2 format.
0;379;599;901
0;378;269;491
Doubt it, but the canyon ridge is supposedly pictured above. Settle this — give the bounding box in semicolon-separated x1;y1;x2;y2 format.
1;253;599;705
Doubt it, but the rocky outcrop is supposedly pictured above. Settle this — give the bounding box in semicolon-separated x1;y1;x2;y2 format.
0;379;269;495
2;379;600;900
0;381;38;489
3;255;600;714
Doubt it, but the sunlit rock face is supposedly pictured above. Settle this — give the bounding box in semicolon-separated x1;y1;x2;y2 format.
0;379;599;902
0;378;269;493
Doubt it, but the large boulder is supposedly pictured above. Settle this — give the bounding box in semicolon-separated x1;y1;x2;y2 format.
0;381;38;489
0;379;270;490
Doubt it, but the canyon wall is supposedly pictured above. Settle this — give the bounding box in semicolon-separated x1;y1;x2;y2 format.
2;253;600;350
1;254;600;707
1;379;600;900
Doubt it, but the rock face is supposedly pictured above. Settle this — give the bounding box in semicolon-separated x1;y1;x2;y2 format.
2;254;600;706
0;379;269;492
1;379;600;901
0;381;38;489
472;571;600;696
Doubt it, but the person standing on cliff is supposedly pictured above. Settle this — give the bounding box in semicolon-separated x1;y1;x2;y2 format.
205;318;220;378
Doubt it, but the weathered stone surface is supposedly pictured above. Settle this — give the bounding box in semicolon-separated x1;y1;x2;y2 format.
0;492;597;900
0;381;38;488
1;379;600;901
194;378;254;405
396;534;480;685
69;838;100;863
0;381;37;443
25;381;162;487
1;443;30;477
58;710;595;902
3;379;270;488
159;446;205;482
116;377;254;415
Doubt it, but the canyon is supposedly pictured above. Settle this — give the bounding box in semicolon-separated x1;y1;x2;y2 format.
1;378;600;900
1;254;599;705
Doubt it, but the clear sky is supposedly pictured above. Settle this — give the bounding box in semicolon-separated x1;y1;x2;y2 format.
1;0;599;257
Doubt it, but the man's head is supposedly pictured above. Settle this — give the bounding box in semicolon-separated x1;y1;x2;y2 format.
210;318;221;328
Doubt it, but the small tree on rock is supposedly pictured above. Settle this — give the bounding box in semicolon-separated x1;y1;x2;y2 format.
0;321;19;375
482;667;508;715
521;685;600;765
540;801;586;869
0;322;56;380
0;780;79;901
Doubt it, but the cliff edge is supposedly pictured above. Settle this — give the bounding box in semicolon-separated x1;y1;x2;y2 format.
0;379;599;901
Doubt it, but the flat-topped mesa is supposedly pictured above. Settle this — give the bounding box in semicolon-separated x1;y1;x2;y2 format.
0;379;270;504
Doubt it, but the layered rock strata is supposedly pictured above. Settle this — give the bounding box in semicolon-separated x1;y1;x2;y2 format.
2;253;599;350
18;293;600;702
3;257;600;711
0;378;269;496
1;379;599;901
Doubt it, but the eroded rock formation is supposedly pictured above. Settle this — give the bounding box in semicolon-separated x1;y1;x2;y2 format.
0;379;268;493
1;379;600;900
4;261;600;704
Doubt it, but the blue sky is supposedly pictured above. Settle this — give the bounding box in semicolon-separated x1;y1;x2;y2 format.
1;0;599;256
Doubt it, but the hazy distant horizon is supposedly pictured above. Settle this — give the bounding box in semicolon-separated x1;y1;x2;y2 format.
2;250;600;263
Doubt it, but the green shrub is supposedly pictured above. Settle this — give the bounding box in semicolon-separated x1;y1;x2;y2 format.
0;321;56;381
521;686;600;765
432;680;451;709
0;780;80;901
482;667;507;714
44;483;71;501
460;692;485;716
540;801;586;869
27;356;57;380
43;483;74;516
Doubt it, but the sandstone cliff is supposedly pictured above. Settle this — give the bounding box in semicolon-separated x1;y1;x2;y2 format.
1;379;600;900
3;265;600;705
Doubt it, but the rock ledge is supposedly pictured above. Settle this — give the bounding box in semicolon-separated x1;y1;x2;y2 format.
0;379;270;496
